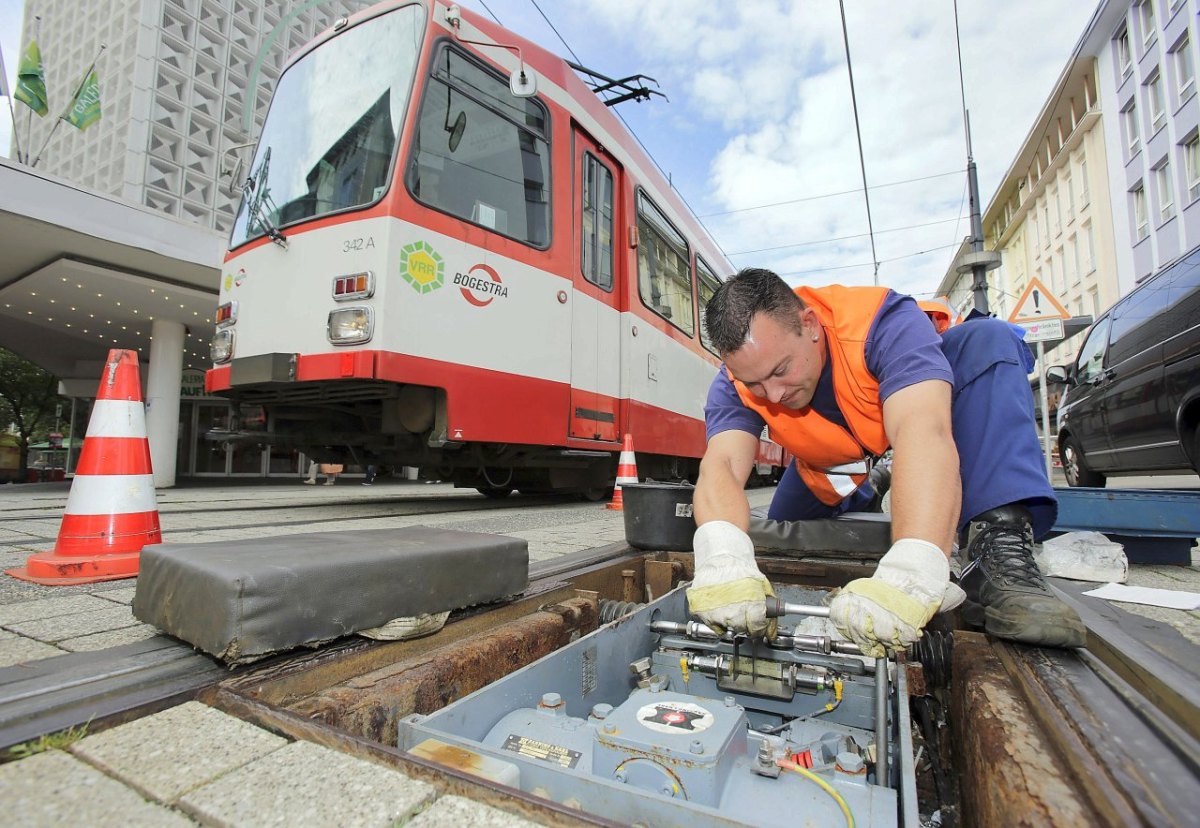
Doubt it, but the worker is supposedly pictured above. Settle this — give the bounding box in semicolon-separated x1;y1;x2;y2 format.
688;268;1085;656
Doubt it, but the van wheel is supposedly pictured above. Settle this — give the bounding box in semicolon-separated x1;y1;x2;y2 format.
477;486;514;499
1061;435;1105;487
1192;431;1200;475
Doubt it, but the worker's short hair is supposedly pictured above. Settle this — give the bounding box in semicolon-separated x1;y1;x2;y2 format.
705;268;805;355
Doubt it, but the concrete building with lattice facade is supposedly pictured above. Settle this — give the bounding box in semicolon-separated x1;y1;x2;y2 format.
15;0;364;234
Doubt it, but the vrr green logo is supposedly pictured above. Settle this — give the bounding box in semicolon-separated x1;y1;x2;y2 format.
399;241;444;294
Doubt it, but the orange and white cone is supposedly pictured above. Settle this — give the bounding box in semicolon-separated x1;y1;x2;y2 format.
606;433;639;511
7;350;161;585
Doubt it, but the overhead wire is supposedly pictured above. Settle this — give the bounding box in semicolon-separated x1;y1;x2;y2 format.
522;0;735;263
476;0;502;25
726;215;969;257
838;0;879;284
528;0;582;63
776;241;961;278
697;169;963;217
519;0;952;278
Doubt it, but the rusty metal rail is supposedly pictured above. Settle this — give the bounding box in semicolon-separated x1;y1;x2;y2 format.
952;630;1200;827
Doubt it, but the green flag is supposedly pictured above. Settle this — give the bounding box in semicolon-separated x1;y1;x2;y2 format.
64;70;101;131
14;40;48;116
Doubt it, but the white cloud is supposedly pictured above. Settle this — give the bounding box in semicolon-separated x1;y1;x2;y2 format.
529;0;1097;297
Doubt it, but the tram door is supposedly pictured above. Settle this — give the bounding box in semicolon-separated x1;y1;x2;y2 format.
570;127;622;442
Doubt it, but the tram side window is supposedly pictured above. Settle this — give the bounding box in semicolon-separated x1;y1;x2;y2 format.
407;47;551;247
696;256;720;354
581;153;614;290
636;193;694;335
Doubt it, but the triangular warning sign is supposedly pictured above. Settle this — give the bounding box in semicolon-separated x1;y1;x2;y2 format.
1008;277;1070;323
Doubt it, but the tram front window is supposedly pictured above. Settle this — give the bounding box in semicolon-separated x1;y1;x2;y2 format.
407;46;551;247
229;5;424;248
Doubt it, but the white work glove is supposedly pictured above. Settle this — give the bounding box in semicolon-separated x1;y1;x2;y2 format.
829;539;952;658
686;521;776;638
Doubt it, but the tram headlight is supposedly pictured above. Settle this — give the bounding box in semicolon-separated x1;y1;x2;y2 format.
210;329;235;364
327;307;373;344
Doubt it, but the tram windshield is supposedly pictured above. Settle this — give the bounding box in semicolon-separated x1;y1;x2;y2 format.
229;5;425;248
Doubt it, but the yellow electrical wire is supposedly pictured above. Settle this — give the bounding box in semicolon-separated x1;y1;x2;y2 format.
823;679;845;713
776;759;855;828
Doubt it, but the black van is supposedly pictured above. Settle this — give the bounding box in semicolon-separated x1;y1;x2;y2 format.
1049;246;1200;486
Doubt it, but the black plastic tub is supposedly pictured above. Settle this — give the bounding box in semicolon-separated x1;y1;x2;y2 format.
621;482;696;551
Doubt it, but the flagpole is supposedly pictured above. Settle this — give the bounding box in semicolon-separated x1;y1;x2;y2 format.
1;44;26;164
23;16;41;165
31;43;104;169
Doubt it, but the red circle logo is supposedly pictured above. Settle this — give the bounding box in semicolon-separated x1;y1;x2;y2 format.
459;263;502;307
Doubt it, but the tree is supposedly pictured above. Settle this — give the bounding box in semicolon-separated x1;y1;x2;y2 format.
0;349;67;483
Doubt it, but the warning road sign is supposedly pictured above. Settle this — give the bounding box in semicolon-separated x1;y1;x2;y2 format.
1008;277;1070;323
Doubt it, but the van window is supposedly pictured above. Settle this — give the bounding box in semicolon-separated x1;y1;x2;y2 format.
1163;248;1200;335
1107;272;1172;364
1075;316;1111;383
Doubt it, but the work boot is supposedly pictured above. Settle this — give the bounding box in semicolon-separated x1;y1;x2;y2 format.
957;505;1086;648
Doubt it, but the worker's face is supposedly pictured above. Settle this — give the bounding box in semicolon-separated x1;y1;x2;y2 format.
724;309;824;410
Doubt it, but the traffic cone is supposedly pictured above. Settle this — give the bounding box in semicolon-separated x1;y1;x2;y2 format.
606;433;639;511
7;350;161;585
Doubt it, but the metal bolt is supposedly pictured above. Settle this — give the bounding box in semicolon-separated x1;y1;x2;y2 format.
614;770;627;783
689;740;704;755
836;751;865;774
660;784;675;797
540;692;562;707
591;703;613;720
604;723;617;734
724;696;737;707
648;675;667;693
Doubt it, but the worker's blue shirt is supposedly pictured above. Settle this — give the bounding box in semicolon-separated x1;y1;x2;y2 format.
704;291;953;442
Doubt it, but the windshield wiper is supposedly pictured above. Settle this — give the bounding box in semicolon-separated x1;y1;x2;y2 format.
244;147;289;249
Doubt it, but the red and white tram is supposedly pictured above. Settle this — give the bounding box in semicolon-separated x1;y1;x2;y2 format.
206;0;781;496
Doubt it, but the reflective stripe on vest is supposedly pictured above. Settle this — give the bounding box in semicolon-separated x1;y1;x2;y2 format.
731;285;891;506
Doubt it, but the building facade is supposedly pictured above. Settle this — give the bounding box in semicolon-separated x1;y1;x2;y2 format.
1097;0;1200;293
16;0;363;234
8;1;374;482
944;0;1200;372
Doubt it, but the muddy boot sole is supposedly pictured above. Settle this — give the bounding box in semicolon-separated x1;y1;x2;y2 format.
983;605;1087;649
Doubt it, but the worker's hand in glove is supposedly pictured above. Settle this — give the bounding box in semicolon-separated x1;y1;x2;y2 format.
829;539;950;658
686;520;776;639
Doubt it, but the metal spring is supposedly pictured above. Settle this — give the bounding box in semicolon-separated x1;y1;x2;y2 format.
598;599;646;624
909;630;954;688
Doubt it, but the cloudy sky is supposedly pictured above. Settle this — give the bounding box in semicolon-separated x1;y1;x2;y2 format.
2;0;1098;300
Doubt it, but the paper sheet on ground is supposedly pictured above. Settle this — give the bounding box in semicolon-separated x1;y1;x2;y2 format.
1082;582;1200;610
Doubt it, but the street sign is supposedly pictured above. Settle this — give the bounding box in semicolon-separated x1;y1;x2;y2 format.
1008;276;1070;323
1015;317;1065;343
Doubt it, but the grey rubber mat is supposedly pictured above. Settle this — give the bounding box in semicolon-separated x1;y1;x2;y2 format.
133;526;528;664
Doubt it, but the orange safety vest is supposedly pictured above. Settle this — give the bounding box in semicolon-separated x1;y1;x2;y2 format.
730;285;891;506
